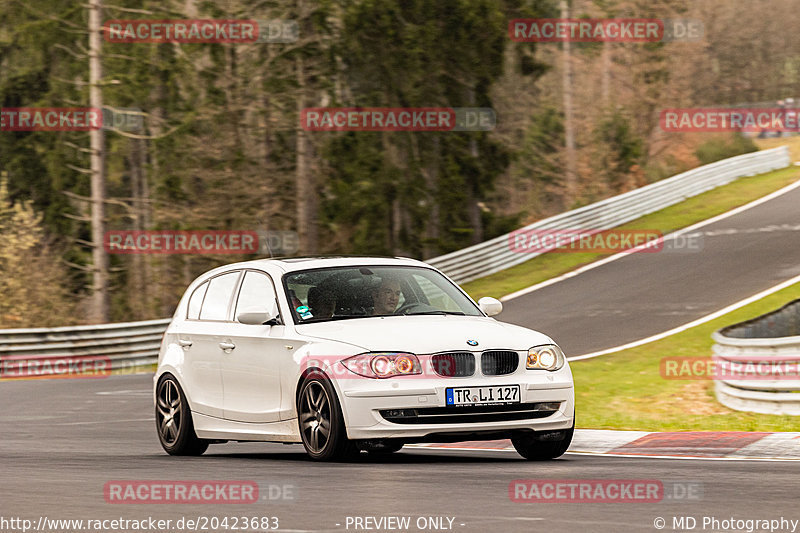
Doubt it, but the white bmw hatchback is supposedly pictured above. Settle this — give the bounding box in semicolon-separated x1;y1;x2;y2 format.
155;257;574;461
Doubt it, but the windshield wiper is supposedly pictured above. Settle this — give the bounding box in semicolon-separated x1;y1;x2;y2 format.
322;314;371;321
404;311;465;316
298;315;366;323
301;311;466;322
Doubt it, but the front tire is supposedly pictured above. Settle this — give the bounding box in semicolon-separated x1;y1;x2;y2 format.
297;372;358;461
511;423;574;460
155;374;209;456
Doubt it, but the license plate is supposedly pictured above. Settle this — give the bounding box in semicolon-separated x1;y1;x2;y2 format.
446;385;520;406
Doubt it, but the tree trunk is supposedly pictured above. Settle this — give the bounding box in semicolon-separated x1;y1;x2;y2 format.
149;51;169;317
466;86;483;245
560;0;577;208
468;137;483;245
602;40;611;106
382;131;406;256
295;53;317;254
421;137;440;258
130;139;145;319
88;0;109;322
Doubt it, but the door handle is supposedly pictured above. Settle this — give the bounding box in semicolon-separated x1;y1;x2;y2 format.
178;339;193;348
219;341;236;351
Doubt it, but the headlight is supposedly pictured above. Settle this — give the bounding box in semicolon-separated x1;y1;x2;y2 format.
341;352;422;378
527;344;565;371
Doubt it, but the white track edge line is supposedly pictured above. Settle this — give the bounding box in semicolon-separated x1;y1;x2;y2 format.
568;271;800;360
501;176;800;303
406;445;800;461
564;451;800;462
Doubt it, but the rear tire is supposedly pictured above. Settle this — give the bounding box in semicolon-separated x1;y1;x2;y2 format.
511;423;574;461
297;372;359;461
155;374;209;456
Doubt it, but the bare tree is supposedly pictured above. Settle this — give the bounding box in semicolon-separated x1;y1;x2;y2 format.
560;0;577;207
88;0;109;322
295;51;317;254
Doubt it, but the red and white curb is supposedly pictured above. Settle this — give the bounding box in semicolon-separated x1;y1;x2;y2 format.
407;429;800;460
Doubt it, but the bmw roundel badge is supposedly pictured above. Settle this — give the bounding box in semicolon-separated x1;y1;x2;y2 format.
466;339;478;346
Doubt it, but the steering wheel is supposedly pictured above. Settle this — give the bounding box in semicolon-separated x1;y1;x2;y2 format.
394;302;436;315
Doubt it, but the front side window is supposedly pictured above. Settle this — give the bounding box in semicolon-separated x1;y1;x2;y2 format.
234;271;277;322
283;266;482;323
199;271;241;321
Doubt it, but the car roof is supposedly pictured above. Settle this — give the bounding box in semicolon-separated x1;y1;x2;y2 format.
198;255;433;279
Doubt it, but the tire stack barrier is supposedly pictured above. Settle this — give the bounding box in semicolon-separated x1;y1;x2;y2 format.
713;299;800;415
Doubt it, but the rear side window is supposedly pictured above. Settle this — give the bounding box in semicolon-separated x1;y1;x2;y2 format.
199;272;241;321
234;271;277;321
187;281;209;320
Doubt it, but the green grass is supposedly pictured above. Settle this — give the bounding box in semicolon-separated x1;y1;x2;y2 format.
754;135;800;163
572;282;800;432
462;166;800;300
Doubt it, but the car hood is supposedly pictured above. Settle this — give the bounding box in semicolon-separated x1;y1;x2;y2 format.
294;315;554;353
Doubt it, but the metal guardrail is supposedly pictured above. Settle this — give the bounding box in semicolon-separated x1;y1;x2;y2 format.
713;299;800;415
427;146;791;284
0;147;792;374
0;318;170;373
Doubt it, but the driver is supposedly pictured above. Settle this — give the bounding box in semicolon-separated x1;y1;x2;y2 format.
307;286;336;318
371;277;402;315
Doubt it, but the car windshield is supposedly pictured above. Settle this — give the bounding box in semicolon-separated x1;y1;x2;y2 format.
283;265;483;323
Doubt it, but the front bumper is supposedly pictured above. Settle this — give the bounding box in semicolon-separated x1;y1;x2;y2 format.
333;369;574;440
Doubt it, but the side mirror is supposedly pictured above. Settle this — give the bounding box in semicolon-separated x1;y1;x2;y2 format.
478;296;503;317
237;301;278;325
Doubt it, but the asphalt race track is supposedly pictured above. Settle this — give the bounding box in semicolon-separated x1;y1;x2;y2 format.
502;180;800;356
1;375;799;533
4;184;800;533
